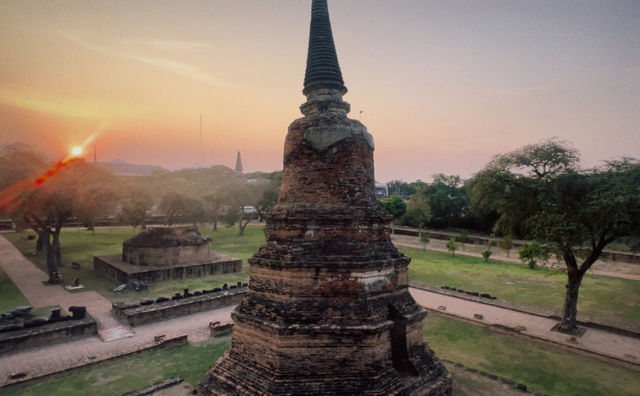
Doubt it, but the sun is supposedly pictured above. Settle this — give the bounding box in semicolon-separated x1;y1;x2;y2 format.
70;146;83;157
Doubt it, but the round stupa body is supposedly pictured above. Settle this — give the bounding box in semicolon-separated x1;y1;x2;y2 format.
199;1;451;394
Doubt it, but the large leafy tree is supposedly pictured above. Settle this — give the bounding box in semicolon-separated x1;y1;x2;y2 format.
118;189;153;230
387;180;416;199
470;139;640;332
424;174;468;228
400;191;431;228
381;195;407;233
1;144;120;283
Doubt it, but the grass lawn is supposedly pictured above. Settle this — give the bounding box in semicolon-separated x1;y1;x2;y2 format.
0;267;29;312
4;226;638;326
2;338;230;396
403;246;640;329
424;313;640;396
3;226;262;304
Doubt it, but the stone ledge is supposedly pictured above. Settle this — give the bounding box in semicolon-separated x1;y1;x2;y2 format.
0;316;97;354
113;288;247;326
94;254;241;284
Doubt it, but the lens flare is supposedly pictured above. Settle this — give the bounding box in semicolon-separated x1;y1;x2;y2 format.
0;122;110;214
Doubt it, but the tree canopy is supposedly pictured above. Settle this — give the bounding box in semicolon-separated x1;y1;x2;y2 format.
469;139;640;332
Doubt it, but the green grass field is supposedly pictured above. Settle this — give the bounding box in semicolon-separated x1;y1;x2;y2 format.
424;313;640;396
2;338;230;396
2;226;639;395
4;226;638;326
0;266;29;312
403;246;640;329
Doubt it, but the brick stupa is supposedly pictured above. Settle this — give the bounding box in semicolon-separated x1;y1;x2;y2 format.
199;1;451;394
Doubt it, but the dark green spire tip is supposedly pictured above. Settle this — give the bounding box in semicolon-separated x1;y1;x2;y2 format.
303;0;346;95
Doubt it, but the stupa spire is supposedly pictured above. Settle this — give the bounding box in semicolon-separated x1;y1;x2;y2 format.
303;0;346;96
234;151;243;173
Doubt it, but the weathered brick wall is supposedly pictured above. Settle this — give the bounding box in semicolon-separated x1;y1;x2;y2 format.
201;98;451;394
122;244;211;267
113;288;246;326
0;316;97;354
93;255;241;284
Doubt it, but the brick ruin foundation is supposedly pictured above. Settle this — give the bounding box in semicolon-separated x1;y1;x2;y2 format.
93;226;241;284
199;1;451;394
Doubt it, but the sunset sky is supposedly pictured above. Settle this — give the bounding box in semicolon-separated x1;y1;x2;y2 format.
1;0;638;182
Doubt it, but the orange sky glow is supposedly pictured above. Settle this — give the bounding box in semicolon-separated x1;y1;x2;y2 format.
1;1;639;182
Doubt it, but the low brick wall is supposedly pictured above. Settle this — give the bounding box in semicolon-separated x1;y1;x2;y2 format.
0;316;97;354
113;288;247;326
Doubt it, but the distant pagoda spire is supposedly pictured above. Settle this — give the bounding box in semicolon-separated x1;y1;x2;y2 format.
303;0;346;96
234;151;243;173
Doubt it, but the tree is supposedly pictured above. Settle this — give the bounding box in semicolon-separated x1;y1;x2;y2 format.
386;180;416;198
481;249;492;263
419;231;430;251
160;192;187;225
74;165;120;232
499;235;514;257
458;229;469;251
446;237;458;256
1;145;120;283
470;139;640;332
519;240;547;269
202;189;226;231
223;206;240;227
400;192;430;228
254;177;280;222
424;174;468;229
222;179;260;236
381;195;406;233
118;190;153;230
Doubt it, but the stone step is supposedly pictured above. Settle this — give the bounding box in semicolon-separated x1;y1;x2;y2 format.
99;325;135;342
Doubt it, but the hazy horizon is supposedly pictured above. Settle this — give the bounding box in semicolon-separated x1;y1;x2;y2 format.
1;0;639;182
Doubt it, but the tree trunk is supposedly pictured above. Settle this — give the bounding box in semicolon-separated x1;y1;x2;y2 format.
238;213;250;236
557;268;585;333
41;228;58;283
52;229;62;269
212;217;218;231
36;235;43;251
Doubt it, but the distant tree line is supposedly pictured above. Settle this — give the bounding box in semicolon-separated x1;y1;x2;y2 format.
0;142;282;283
384;173;497;232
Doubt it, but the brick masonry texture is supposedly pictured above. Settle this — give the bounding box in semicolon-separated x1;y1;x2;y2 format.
199;89;451;395
0;316;97;354
112;288;247;326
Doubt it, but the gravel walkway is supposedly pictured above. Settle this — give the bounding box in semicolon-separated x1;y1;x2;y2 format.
410;287;640;367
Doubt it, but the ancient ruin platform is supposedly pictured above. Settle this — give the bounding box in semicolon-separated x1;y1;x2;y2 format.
93;253;241;284
0;315;97;354
112;286;247;326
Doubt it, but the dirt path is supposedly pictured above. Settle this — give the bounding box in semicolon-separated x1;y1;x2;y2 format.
392;234;640;281
0;306;234;387
410;287;640;367
0;236;117;333
0;234;236;387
